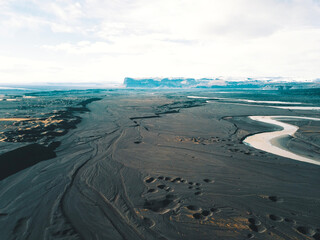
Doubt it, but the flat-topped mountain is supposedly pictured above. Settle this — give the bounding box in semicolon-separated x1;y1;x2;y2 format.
124;77;320;89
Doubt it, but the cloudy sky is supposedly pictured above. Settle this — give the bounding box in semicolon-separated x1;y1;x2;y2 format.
0;0;320;85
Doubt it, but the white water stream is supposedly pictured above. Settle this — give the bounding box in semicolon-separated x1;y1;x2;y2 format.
243;116;320;166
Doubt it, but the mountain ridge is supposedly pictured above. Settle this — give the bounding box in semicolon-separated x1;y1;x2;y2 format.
124;77;320;89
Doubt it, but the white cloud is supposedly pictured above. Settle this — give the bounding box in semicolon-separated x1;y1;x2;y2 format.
1;0;320;84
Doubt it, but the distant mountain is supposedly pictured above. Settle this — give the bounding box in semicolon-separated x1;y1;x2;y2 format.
124;77;320;89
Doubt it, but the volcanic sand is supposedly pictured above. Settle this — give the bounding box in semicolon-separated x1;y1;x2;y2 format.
0;92;319;240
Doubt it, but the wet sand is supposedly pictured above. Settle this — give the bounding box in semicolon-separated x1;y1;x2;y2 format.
0;91;319;240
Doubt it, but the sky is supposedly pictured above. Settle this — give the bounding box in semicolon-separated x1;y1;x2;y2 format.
0;0;320;85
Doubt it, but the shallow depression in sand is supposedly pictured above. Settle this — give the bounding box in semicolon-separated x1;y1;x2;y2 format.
243;116;320;166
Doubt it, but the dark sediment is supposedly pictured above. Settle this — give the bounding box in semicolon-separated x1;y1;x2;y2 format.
1;97;101;143
0;143;57;180
0;96;102;181
0;90;319;240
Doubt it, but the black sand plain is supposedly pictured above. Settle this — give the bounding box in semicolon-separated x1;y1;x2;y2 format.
0;90;319;240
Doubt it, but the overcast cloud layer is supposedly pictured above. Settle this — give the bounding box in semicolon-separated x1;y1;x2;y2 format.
0;0;320;84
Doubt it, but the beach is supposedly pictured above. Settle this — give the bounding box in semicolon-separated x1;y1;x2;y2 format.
0;90;319;239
